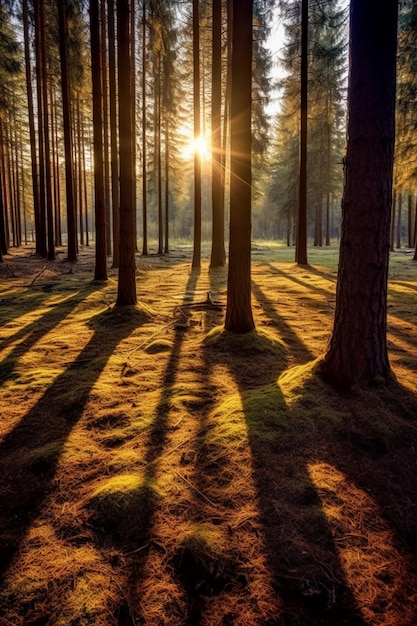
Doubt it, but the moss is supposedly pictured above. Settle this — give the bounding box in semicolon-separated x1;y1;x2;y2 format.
204;326;287;355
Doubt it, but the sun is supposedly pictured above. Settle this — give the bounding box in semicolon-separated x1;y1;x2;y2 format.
179;125;211;160
193;135;211;160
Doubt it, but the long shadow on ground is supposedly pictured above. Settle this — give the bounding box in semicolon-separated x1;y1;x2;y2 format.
0;300;148;585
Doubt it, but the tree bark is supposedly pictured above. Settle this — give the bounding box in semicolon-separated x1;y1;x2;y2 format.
90;0;108;281
321;0;398;387
108;0;119;267
224;0;255;333
296;0;308;265
58;0;77;261
141;0;148;256
100;0;112;257
116;0;137;306
191;0;201;270
210;0;225;268
22;0;41;254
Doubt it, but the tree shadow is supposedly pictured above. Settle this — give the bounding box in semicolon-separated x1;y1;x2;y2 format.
0;301;149;583
264;262;336;299
251;279;316;362
200;326;410;624
85;270;202;626
0;289;89;384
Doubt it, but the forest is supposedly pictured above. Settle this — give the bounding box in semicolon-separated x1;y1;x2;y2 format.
0;0;417;625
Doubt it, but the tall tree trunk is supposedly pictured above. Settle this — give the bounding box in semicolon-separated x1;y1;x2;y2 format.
210;0;225;268
77;96;84;247
220;0;232;232
157;54;163;255
50;80;59;247
90;0;108;281
39;0;55;260
164;118;169;254
58;0;77;261
101;0;112;256
141;0;148;255
321;0;398;388
0;117;9;252
407;192;413;248
108;0;119;267
191;0;202;269
23;0;41;253
296;0;308;265
81;111;89;246
224;0;255;333
34;0;47;258
116;0;137;305
396;189;402;249
130;0;137;251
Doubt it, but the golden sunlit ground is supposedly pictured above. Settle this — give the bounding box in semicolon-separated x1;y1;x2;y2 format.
0;243;416;626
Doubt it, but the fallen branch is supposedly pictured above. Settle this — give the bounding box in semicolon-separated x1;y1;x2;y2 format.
30;264;48;286
174;470;217;508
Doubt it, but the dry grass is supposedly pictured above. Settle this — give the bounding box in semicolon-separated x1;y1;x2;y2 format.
0;242;416;625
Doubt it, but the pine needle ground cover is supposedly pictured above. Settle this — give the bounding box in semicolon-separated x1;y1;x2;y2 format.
0;244;416;626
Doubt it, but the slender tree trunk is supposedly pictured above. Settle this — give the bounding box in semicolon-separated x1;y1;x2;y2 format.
39;0;55;260
224;0;255;333
396;189;402;249
157;54;163;255
23;0;41;253
34;0;47;257
210;0;225;268
390;189;396;250
81;112;89;246
77;97;84;247
49;80;59;247
191;0;202;269
57;0;75;254
220;0;232;233
141;1;148;255
407;192;413;248
108;0;119;267
100;0;111;256
296;0;308;265
116;0;136;305
321;0;398;387
130;0;137;251
164;118;169;254
90;0;108;281
0;117;9;252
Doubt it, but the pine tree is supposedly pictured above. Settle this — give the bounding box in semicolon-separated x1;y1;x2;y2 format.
321;0;398;388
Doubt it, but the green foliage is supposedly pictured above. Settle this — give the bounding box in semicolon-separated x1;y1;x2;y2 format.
265;0;347;244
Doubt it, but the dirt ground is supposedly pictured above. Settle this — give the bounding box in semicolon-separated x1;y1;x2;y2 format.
0;243;417;626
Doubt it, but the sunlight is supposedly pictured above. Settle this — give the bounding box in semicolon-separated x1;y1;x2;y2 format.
179;125;211;161
308;461;414;624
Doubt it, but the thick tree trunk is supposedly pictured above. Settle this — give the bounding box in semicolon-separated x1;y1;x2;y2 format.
116;0;137;306
210;0;225;268
90;0;108;281
224;0;255;334
296;0;308;265
191;0;201;270
321;0;398;387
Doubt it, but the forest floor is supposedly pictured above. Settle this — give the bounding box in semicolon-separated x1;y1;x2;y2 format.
0;242;417;626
